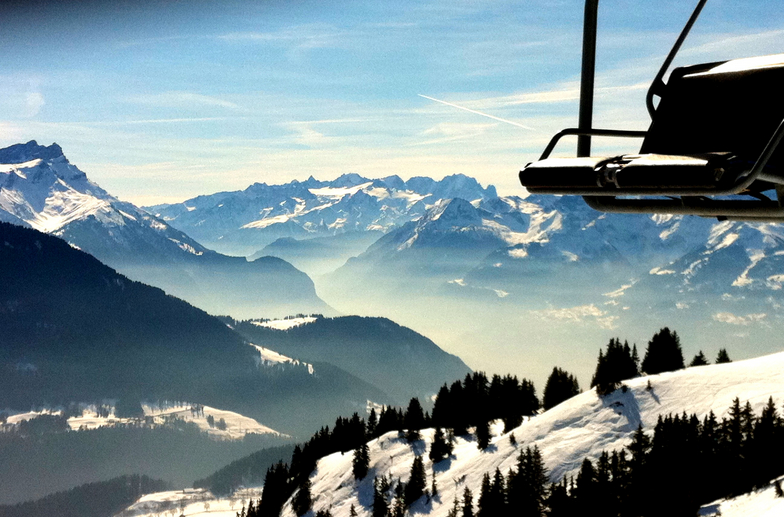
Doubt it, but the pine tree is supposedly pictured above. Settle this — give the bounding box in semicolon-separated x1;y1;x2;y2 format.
690;350;709;367
507;446;548;515
353;442;370;481
404;397;425;442
391;481;406;517
405;456;426;506
431;384;451;429
476;473;492;517
476;419;491;450
716;348;732;364
429;426;452;463
350;504;359;517
373;476;389;517
292;479;312;517
573;458;597;511
543;367;581;410
461;487;474;517
258;461;290;517
591;338;640;395
446;494;460;517
367;408;378;438
641;327;684;374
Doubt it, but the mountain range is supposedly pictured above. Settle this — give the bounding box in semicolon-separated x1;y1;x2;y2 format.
5;139;784;384
0;141;330;319
148;172;498;257
147;167;784;385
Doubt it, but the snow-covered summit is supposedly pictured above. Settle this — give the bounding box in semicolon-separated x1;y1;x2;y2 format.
0;140;66;164
0;141;205;252
0;140;331;319
148;173;498;255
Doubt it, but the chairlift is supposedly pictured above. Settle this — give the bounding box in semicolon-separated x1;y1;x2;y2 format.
518;0;784;221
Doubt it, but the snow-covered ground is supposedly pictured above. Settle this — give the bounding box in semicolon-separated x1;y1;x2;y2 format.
699;475;784;516
250;343;315;375
117;488;263;517
142;403;283;440
2;402;282;440
119;350;784;517
250;316;318;331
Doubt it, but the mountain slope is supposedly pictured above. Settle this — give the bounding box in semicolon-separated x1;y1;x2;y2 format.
279;350;784;516
0;221;391;438
0;141;330;319
230;315;471;403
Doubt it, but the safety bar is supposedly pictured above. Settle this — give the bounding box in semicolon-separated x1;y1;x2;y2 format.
645;0;709;119
539;128;647;160
529;115;784;197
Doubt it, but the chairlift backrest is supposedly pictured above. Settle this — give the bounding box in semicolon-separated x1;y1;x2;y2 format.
641;54;784;172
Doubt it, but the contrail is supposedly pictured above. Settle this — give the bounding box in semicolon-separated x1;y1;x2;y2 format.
419;94;535;131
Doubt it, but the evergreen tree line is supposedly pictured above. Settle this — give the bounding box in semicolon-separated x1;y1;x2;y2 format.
0;475;170;517
235;372;539;516
590;327;732;396
232;328;737;516
431;372;539;436
456;398;784;517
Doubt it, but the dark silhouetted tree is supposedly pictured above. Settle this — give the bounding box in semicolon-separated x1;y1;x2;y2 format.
716;348;732;364
405;456;426;506
591;338;640;395
353;442;370;481
292;479;312;517
476;420;491;450
404;398;425;442
429;427;452;463
690;350;709;367
367;408;378;438
641;327;684;374
461;487;474;517
543;367;581;410
372;476;389;517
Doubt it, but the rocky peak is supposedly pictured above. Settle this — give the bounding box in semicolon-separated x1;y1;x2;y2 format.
0;140;65;165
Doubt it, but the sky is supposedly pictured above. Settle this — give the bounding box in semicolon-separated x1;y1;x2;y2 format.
2;0;784;205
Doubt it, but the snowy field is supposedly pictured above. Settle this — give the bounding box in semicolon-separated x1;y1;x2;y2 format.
118;350;784;517
2;402;282;440
250;317;318;331
699;475;784;516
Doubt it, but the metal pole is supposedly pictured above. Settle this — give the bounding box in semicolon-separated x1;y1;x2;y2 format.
578;0;599;157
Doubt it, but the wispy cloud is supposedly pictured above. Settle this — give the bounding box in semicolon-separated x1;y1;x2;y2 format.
218;24;348;50
414;122;497;146
712;312;767;326
125;91;243;111
530;304;619;330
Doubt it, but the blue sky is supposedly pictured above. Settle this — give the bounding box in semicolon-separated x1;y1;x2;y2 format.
2;0;784;205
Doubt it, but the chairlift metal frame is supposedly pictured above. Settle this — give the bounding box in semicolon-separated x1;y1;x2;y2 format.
519;0;784;221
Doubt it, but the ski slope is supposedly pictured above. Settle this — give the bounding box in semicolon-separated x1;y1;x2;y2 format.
120;350;784;517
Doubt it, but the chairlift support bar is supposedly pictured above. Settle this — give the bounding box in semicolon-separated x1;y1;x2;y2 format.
578;0;709;139
577;0;599;157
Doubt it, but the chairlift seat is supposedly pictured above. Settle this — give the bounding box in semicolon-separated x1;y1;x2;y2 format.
520;54;784;196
